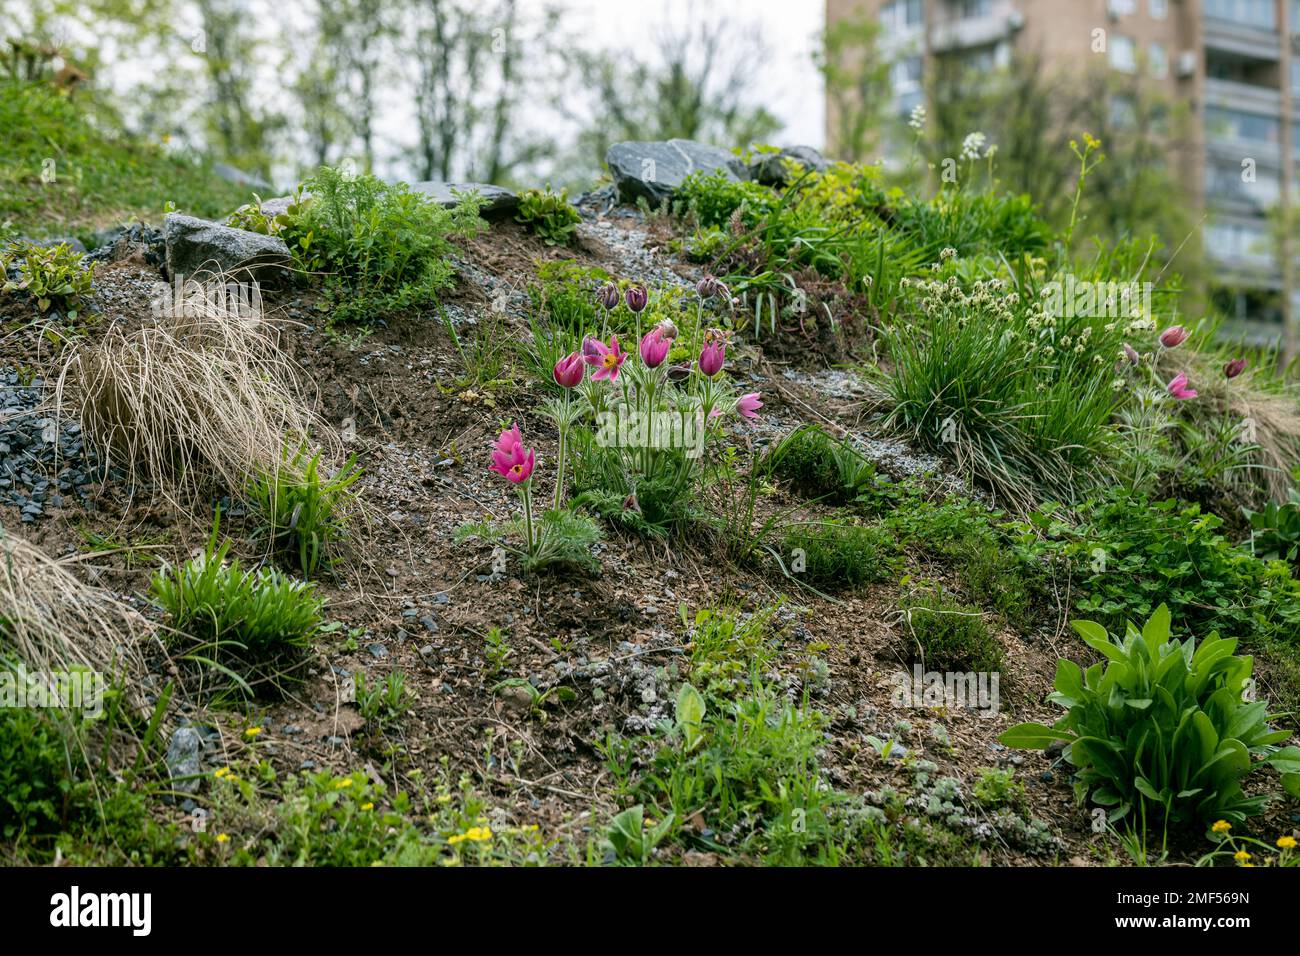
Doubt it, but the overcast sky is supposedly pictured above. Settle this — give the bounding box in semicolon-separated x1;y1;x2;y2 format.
563;0;827;148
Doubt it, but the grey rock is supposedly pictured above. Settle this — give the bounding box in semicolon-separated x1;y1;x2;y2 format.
164;727;203;798
365;642;388;660
212;161;273;192
747;145;832;186
407;181;519;221
604;139;750;206
163;213;290;283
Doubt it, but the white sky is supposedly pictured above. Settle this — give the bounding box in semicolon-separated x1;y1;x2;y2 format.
561;0;827;148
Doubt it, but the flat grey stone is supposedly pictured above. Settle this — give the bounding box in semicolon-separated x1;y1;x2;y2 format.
605;139;750;206
408;181;518;221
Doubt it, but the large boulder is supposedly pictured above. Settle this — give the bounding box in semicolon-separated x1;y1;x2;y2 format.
163;213;291;282
408;181;519;221
605;139;750;206
748;145;833;186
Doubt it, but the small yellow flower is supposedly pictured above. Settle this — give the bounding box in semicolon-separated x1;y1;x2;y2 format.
448;833;466;846
1211;820;1231;834
214;767;230;778
215;833;229;844
1277;836;1297;849
361;802;374;812
464;826;493;842
1234;850;1252;863
245;727;263;737
335;778;354;789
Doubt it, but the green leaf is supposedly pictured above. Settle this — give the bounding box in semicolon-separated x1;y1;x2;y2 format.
999;722;1071;749
676;682;706;753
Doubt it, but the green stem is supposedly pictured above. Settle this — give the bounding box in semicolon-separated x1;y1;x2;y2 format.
521;483;536;558
553;391;569;511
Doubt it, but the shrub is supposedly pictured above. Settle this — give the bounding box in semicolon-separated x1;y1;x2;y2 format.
151;534;322;699
764;425;876;505
246;445;362;576
1000;605;1300;829
1;240;94;318
1244;490;1300;567
281;165;484;322
1046;494;1300;643
515;186;582;245
0;702;86;840
607;680;835;864
782;520;894;588
675;169;780;229
902;586;1003;672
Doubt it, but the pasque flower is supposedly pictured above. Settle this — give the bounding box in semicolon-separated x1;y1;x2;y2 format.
596;282;620;312
1166;371;1198;400
624;284;648;313
584;334;627;382
1158;325;1189;348
639;327;671;368
696;274;727;299
1224;358;1248;379
666;361;692;383
736;392;763;419
553;351;584;388
489;424;535;483
699;337;726;377
1122;343;1140;366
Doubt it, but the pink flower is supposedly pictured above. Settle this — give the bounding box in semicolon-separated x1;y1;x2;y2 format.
1166;372;1198;400
1224;358;1248;379
639;327;670;368
699;339;726;377
553;351;584;388
736;392;763;419
584;334;627;382
490;426;535;483
1159;326;1189;349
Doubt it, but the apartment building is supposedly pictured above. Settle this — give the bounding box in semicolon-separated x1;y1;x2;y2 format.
828;0;1299;349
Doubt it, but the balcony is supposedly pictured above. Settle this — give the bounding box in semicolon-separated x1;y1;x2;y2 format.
1203;98;1284;163
930;1;1022;54
1203;0;1280;60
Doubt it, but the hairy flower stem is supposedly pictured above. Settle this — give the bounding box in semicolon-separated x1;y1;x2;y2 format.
520;483;537;558
553;391;569;511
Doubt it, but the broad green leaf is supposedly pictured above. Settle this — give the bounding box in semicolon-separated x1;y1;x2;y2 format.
998;722;1071;749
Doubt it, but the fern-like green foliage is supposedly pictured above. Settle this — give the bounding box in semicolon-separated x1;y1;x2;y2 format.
279;165;485;322
1001;605;1300;829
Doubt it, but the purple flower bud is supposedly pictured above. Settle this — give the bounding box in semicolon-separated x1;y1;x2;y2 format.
625;284;648;313
1224;358;1247;379
596;282;620;312
696;274;727;299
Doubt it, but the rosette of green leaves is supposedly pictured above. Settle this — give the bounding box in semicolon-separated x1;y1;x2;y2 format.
1001;604;1300;828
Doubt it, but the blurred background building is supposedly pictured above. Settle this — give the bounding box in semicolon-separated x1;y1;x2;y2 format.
829;0;1300;350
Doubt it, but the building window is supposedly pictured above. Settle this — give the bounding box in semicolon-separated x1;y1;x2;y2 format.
1109;36;1137;73
1109;0;1137;16
1148;42;1167;78
1204;0;1276;30
1205;105;1280;145
1149;0;1168;18
954;0;992;17
892;56;923;94
881;0;924;32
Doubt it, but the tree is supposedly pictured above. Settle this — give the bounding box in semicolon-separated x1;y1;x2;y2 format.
570;6;781;174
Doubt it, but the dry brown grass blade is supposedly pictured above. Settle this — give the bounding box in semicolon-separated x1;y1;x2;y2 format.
0;525;151;703
55;271;328;507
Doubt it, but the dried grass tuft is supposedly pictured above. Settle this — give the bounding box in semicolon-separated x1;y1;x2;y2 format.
56;272;324;505
0;525;150;697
